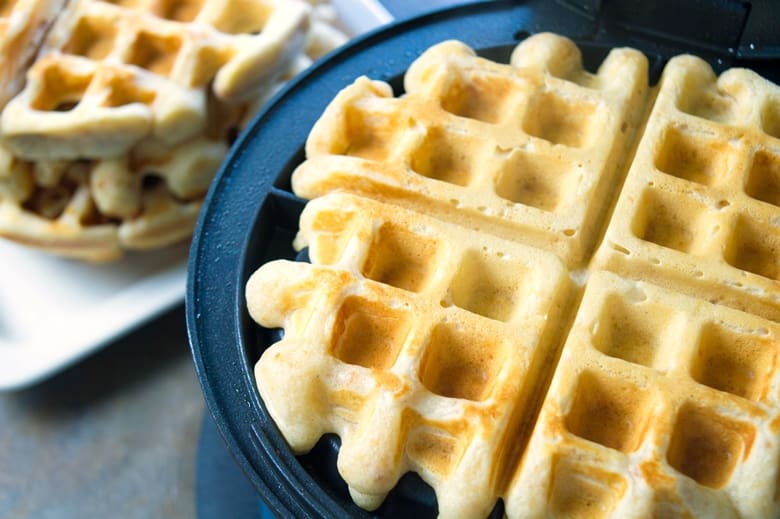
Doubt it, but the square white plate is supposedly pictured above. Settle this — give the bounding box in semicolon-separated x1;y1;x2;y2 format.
0;0;392;390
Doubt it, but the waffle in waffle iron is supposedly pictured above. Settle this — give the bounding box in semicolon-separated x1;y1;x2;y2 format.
247;33;780;518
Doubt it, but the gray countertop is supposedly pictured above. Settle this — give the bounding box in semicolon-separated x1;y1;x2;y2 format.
0;306;203;518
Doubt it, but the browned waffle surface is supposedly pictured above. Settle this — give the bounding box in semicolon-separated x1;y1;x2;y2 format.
506;271;780;519
594;55;780;322
247;33;780;518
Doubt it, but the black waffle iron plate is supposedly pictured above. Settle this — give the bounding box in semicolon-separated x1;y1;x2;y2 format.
186;1;779;517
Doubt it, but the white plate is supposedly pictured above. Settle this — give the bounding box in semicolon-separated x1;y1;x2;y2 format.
0;0;393;390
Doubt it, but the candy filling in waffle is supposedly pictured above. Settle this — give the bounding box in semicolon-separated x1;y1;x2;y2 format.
246;33;780;518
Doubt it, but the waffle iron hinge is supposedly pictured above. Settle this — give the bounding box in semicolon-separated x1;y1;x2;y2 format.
558;0;779;83
553;0;779;63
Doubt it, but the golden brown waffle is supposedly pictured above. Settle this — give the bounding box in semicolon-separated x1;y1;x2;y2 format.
0;0;351;260
247;33;780;518
0;132;225;261
506;271;780;519
0;0;64;108
293;33;649;268
1;0;311;160
248;192;571;515
593;54;780;322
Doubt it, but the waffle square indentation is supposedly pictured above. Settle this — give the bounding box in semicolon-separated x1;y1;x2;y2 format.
154;0;204;22
745;149;780;207
32;63;91;111
691;323;776;401
447;249;527;322
656;127;732;186
565;371;652;453
632;189;709;254
522;91;596;148
419;323;506;401
762;101;780;139
667;403;752;489
23;183;77;220
330;296;409;370
410;127;477;186
493;150;573;211
549;455;627;519
439;72;519;124
103;74;155;107
724;215;780;280
64;17;117;60
127;31;181;77
339;105;404;162
592;294;676;368
361;222;441;292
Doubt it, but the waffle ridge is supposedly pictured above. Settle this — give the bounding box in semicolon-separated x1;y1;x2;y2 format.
247;33;780;518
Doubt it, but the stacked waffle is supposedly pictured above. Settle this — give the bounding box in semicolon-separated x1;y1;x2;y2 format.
0;0;347;261
247;33;780;518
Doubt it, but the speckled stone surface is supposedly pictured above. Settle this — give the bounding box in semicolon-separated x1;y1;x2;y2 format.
0;306;203;519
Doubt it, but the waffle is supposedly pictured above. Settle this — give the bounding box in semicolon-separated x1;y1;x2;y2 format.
1;0;311;160
0;0;352;260
0;0;64;108
593;54;780;322
248;192;572;515
0;84;246;261
293;34;649;268
506;271;780;519
0;132;225;261
0;89;246;260
246;33;780;518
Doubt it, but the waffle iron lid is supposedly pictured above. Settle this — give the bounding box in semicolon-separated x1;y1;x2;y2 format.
186;0;780;517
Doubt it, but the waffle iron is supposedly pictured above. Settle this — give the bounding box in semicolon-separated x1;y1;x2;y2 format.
186;1;780;516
